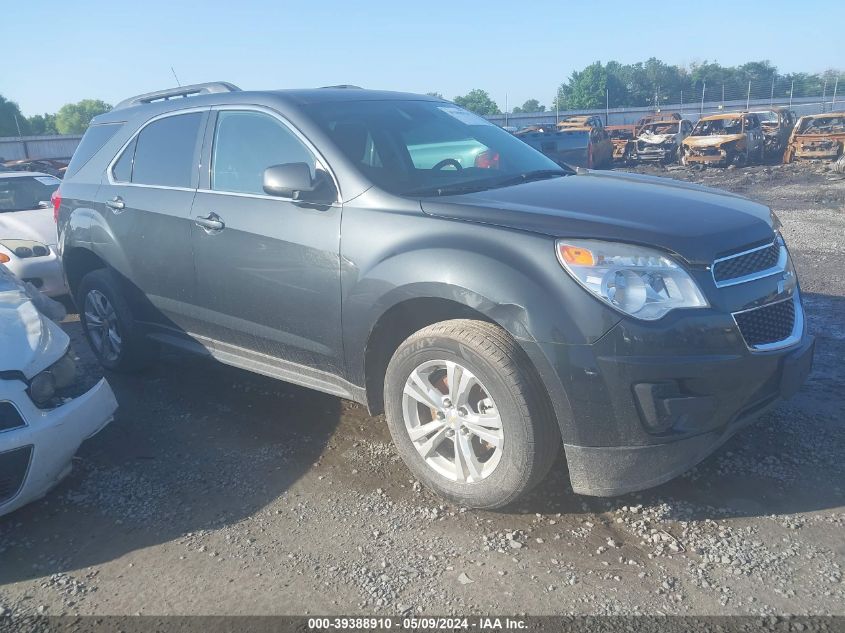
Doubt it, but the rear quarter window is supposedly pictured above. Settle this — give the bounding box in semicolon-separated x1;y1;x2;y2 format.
65;123;123;178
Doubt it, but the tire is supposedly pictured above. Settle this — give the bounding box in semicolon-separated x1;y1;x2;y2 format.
76;268;152;372
383;319;560;509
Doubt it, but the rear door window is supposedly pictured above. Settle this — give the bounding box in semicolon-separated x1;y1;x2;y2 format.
131;112;203;188
65;123;122;178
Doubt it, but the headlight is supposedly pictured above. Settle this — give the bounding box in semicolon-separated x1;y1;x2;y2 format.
28;352;78;408
556;239;708;320
0;239;50;258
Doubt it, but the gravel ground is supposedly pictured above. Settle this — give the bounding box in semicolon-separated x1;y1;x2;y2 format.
0;161;843;617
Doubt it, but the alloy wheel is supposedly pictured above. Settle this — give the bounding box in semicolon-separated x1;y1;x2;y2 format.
84;289;122;362
401;359;504;482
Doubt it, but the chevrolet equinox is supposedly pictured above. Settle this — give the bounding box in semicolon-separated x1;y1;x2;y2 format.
55;82;814;508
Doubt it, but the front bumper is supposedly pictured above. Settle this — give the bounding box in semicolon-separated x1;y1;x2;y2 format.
521;291;814;497
637;145;676;162
0;377;117;517
1;248;68;297
684;148;729;165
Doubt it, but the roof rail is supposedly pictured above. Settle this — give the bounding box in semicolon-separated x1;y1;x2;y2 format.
114;82;241;110
319;84;363;89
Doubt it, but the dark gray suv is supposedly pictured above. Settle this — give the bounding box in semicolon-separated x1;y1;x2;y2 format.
56;82;814;508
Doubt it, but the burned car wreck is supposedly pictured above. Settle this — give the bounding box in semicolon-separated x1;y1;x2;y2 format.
634;114;692;164
751;107;796;159
784;112;845;163
605;125;637;164
682;112;765;167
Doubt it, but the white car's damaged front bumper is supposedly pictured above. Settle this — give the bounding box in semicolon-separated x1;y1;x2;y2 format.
0;377;117;517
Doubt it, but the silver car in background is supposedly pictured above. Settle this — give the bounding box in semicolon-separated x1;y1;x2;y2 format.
0;171;68;297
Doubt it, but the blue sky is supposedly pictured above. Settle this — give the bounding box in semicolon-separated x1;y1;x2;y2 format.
4;0;844;116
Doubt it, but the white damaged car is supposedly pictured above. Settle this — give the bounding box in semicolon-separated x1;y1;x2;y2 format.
0;264;117;517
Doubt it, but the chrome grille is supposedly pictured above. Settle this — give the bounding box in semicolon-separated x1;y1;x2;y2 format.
733;297;797;349
713;240;781;285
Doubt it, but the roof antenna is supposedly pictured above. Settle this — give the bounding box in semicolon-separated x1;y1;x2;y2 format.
170;66;182;87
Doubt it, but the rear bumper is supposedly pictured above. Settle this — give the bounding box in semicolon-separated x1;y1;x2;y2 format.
0;378;117;517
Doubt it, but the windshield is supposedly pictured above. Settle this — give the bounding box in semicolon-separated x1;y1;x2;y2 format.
309;100;565;197
640;122;680;135
753;111;779;123
798;115;845;134
691;117;743;136
0;175;60;212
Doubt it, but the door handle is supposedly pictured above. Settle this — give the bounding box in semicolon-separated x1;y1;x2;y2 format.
105;196;125;211
194;213;225;232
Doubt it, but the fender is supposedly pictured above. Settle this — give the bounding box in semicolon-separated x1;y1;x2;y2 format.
339;191;620;386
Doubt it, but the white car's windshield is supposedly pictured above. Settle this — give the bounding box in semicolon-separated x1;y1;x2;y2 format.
310;100;568;197
0;175;60;213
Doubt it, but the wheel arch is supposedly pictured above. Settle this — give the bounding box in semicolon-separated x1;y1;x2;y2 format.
63;246;107;300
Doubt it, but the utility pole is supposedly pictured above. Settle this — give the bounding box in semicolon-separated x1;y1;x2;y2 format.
789;80;794;109
605;88;609;125
700;81;706;114
746;81;751;110
680;90;684;114
822;79;827;112
833;76;839;110
770;75;775;107
722;84;725;109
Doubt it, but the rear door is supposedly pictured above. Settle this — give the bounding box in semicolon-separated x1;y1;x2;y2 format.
97;109;207;332
188;107;344;374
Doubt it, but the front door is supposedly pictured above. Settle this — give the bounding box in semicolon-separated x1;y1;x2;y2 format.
188;108;344;374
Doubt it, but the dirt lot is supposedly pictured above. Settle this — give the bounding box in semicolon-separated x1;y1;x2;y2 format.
1;161;844;617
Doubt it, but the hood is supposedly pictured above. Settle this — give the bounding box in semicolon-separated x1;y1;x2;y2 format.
420;171;775;266
0;207;59;246
684;134;744;148
638;132;676;145
0;265;68;378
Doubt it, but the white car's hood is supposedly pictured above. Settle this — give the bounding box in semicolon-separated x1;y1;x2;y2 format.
0;207;58;246
638;132;676;145
0;265;68;378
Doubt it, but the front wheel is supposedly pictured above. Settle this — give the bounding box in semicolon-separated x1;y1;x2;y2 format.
383;320;560;509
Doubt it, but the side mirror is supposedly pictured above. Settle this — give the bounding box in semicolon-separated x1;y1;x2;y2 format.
263;163;316;199
37;200;51;209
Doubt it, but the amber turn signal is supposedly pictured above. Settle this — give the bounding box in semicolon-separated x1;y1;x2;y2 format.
558;244;595;266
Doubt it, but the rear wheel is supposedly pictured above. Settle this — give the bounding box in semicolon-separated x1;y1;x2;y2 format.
77;269;151;372
384;320;560;509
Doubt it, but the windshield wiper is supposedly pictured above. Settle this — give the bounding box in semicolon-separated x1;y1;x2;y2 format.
404;169;570;198
485;169;571;190
403;179;504;197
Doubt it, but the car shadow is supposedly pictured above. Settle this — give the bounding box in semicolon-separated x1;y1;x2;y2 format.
0;322;343;584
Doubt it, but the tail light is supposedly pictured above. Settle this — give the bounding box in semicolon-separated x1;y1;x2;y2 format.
474;151;500;169
51;188;62;223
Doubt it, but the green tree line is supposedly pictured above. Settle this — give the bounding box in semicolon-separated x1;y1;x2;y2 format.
445;59;842;115
0;96;112;137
